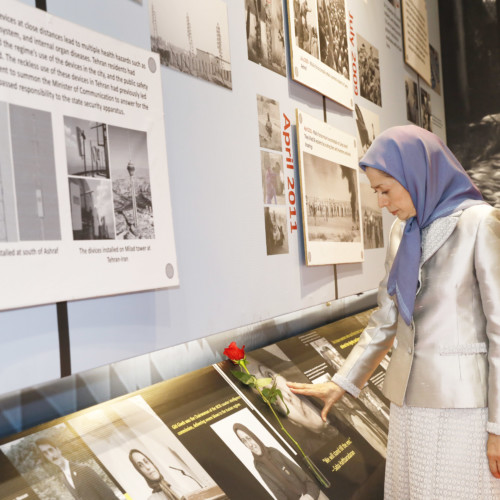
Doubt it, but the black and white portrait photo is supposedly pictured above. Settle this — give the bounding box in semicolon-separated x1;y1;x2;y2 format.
293;0;320;58
246;0;286;76
354;104;380;159
69;178;116;240
69;396;228;500
9;104;61;241
0;423;123;500
405;76;418;124
303;152;360;243
261;151;285;205
318;0;349;78
256;94;282;152
108;125;154;240
64;116;110;178
150;0;232;89
264;205;289;255
357;34;382;106
359;182;384;250
420;87;432;132
211;408;328;500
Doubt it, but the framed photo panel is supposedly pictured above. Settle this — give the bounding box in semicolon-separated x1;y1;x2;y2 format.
287;0;354;109
296;110;364;265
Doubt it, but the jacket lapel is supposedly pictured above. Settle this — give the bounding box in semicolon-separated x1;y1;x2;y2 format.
420;211;462;265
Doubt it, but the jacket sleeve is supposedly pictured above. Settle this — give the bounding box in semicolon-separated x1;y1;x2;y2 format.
474;208;500;434
332;220;401;397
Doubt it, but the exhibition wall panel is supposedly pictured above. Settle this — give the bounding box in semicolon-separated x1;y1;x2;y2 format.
0;0;446;399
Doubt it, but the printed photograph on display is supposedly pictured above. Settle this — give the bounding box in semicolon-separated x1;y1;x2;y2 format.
405;76;418;124
302;152;360;243
108;125;155;240
218;345;385;498
256;94;282;152
211;408;328;500
359;182;384;250
296;110;363;265
245;0;286;76
0;102;19;242
264;205;289;255
354;104;380;159
420;87;432;131
429;44;441;95
0;423;124;500
10;104;61;242
357;34;382;107
261;151;285;205
69;396;228;500
149;0;232;89
64;116;110;178
308;338;389;456
287;0;353;109
69;177;116;240
387;0;400;7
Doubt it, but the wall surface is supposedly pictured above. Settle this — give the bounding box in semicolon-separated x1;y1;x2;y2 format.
0;0;445;433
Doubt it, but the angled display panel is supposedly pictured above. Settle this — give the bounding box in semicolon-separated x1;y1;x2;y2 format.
287;0;354;109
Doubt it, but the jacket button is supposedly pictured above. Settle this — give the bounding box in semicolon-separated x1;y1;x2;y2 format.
408;347;413;354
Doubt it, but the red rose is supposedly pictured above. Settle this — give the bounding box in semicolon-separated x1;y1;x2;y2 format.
223;342;246;362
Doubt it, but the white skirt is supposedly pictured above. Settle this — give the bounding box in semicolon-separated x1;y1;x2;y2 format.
384;403;500;499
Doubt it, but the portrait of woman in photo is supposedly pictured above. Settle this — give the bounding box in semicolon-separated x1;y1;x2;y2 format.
233;422;320;500
129;449;184;500
289;125;500;499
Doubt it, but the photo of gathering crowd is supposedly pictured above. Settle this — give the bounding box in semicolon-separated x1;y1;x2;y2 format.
357;34;382;106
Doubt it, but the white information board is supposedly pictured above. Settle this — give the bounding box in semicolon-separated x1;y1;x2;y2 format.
296;109;363;265
0;0;178;310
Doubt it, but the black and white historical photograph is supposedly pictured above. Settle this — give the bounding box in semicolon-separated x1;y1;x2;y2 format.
405;76;418;124
354;104;380;159
318;0;349;78
264;205;288;255
429;43;441;95
150;0;232;89
308;338;389;456
420;87;432;131
0;102;19;242
9;104;61;241
246;0;286;76
211;408;328;500
261;151;285;205
256;94;282;152
293;0;320;58
108;125;154;240
69;396;228;500
69;178;116;240
64;116;110;178
357;34;382;106
303;152;360;243
0;423;124;500
359;182;384;250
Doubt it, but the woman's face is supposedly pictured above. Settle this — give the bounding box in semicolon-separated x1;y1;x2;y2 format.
365;167;416;220
236;430;262;456
131;452;161;481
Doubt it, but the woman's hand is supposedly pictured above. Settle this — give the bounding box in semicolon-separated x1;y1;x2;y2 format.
487;433;500;478
286;381;346;422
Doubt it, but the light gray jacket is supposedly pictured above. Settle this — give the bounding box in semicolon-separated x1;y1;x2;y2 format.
333;204;500;434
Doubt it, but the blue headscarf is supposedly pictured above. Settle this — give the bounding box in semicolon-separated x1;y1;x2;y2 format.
360;125;484;325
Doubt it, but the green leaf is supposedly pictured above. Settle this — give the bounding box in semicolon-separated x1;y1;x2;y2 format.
276;389;290;415
231;370;257;387
254;377;272;388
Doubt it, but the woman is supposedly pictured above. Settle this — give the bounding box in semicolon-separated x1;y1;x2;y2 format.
288;125;500;498
233;422;320;500
129;449;183;500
